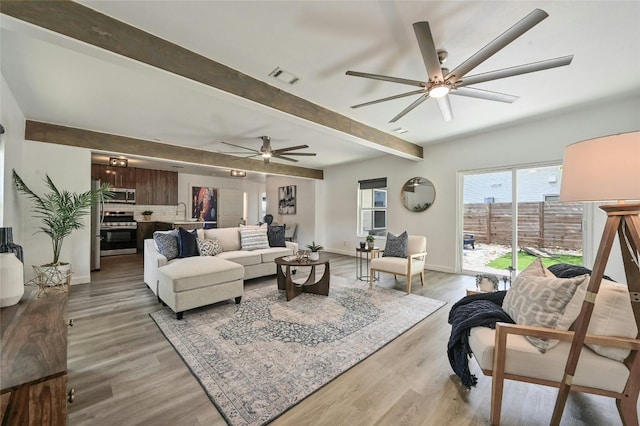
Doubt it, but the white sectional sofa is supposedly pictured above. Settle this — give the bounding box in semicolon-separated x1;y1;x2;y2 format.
144;226;298;318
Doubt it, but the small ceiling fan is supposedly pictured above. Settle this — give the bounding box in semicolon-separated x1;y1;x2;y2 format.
220;136;317;164
346;9;573;122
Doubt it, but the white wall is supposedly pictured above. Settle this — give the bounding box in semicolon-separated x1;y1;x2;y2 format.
0;73;25;234
177;172;265;225
265;175;315;246
14;141;93;284
321;94;640;277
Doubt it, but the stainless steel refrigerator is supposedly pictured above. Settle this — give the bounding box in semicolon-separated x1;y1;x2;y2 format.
90;180;104;271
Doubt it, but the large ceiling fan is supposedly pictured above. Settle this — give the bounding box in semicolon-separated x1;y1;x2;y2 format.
220;136;317;164
346;9;573;123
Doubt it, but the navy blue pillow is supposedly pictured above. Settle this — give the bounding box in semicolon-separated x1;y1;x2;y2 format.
267;224;286;247
177;227;198;258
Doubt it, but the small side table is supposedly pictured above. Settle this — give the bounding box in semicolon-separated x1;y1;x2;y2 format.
356;247;382;281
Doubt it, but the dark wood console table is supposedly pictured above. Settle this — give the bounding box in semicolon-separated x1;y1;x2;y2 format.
1;285;69;425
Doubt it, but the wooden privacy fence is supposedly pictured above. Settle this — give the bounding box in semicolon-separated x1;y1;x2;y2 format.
463;202;583;250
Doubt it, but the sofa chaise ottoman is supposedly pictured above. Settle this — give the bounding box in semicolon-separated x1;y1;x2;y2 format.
157;255;244;320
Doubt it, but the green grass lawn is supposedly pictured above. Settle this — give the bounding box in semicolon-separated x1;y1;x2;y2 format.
487;251;583;270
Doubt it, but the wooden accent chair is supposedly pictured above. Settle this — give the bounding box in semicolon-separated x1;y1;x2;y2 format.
369;235;427;294
469;322;640;425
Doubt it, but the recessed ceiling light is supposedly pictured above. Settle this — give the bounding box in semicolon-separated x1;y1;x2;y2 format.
269;67;300;85
392;127;409;134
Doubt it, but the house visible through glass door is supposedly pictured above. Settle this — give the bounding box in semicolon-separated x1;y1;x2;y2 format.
462;164;583;280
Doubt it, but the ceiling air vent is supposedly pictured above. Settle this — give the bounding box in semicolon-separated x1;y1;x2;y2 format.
269;67;300;85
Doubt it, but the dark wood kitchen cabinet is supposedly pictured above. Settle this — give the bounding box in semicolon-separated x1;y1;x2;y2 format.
91;164;136;188
137;221;156;251
1;286;70;425
135;169;178;205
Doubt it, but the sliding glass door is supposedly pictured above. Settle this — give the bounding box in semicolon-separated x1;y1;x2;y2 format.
462;163;583;278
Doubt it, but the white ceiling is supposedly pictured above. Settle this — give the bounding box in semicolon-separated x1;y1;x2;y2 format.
2;1;639;180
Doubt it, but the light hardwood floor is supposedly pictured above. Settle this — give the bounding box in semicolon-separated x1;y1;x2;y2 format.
67;253;627;425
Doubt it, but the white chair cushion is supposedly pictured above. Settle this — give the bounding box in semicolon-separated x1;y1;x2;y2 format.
585;279;638;361
469;327;629;393
371;257;422;275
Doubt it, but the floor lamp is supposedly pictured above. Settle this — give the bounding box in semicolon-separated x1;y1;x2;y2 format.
552;131;640;425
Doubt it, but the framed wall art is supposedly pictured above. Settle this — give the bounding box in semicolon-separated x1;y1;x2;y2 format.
192;186;217;222
278;185;296;215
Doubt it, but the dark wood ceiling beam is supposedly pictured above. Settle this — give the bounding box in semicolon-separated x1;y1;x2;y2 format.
25;121;324;180
1;0;423;161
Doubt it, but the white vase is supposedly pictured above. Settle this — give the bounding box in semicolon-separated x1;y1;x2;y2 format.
0;253;24;307
309;252;320;261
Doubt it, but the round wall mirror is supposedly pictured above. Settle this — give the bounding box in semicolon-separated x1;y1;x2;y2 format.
401;177;436;212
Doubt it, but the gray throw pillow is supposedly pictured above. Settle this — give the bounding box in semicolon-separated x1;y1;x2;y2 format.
383;231;408;258
503;260;589;353
153;230;179;260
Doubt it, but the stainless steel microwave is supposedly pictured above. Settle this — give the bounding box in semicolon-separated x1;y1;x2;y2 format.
105;188;136;204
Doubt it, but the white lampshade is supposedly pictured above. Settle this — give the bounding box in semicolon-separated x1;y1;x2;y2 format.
560;131;640;202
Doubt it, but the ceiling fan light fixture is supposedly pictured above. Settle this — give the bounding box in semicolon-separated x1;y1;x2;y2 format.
429;84;450;98
262;152;272;159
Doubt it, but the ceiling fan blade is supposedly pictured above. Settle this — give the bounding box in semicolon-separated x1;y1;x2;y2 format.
389;93;430;123
276;152;317;156
221;141;260;153
272;154;298;162
458;55;573;87
350;89;426;109
273;144;309;153
435;96;453;122
346;71;424;87
451;86;519;103
413;22;444;82
218;151;261;157
445;8;549;83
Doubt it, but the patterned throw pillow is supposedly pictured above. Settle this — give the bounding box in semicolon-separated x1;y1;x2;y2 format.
153;230;179;260
239;226;270;250
267;224;286;247
177;227;199;258
196;238;223;256
503;259;589;353
383;231;408;258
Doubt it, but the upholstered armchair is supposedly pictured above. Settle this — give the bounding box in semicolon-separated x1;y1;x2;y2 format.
459;260;640;425
369;234;427;294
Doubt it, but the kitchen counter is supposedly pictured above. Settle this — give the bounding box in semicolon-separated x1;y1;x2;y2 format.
153;221;217;230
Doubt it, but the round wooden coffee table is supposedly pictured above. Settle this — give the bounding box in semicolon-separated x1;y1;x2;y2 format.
274;255;330;301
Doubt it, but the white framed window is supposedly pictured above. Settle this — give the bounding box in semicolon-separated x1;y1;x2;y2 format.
358;178;387;236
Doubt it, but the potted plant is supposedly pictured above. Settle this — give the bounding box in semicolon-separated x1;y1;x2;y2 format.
142;210;153;221
366;235;375;249
13;170;113;287
305;241;323;261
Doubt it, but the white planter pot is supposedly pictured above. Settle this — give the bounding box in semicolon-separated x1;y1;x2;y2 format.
0;253;24;307
309;252;320;261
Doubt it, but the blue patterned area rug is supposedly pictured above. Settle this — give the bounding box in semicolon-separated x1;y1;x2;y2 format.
150;275;445;426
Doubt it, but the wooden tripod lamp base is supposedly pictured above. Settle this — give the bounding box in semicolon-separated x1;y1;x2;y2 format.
552;131;640;425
